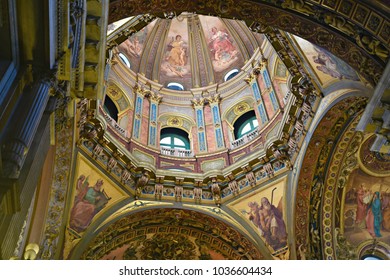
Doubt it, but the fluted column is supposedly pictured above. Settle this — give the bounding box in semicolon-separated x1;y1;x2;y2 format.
2;79;51;179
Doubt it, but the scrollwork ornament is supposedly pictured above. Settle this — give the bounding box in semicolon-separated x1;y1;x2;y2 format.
334;228;357;260
337;132;363;189
39;126;73;259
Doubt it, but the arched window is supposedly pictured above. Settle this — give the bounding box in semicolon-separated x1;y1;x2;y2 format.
362;255;383;260
103;95;119;122
224;69;239;81
160;127;190;150
234;110;259;139
118;53;131;68
167;82;184;91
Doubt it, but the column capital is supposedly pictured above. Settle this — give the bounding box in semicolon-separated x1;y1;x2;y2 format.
191;97;205;107
134;84;151;97
260;57;268;68
149;92;162;103
206;93;221;104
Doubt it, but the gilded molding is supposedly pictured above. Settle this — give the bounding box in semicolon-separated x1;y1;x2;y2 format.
39;120;74;259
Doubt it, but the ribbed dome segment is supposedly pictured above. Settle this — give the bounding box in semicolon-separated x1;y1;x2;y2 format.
117;13;260;90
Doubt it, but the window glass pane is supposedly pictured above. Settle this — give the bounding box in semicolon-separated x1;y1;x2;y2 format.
118;53;131;68
252;119;259;128
167;82;184;91
160;128;190;151
173;137;185;146
160;137;171;145
364;257;380;260
241;123;251;134
224;69;239;81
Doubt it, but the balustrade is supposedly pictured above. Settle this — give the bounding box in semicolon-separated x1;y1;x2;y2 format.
100;106;126;137
230;128;260;149
160;147;193;157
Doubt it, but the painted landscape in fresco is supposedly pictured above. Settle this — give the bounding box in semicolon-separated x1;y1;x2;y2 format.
231;178;288;252
343;168;390;246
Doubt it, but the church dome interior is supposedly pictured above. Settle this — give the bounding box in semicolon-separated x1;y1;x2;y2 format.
0;0;389;261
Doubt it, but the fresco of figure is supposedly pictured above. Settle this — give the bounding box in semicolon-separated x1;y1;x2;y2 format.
312;46;359;81
355;184;367;228
248;196;287;250
366;191;383;238
69;175;110;232
208;26;237;65
166;35;187;66
381;191;390;231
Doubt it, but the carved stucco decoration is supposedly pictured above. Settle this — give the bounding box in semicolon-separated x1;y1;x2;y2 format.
109;0;388;85
77;208;264;260
358;134;390;177
295;96;367;259
39;120;74;259
321;115;364;260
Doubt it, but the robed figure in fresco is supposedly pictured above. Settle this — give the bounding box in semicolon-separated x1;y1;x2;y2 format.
312;46;359;81
166;35;187;67
70;175;110;232
208;26;237;65
366;191;383;238
248;196;287;251
162;34;190;77
355;184;368;227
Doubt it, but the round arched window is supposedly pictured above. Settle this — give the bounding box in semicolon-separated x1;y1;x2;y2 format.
103;95;119;122
167;82;184;91
234;110;259;139
224;69;239;82
362;255;383;260
118;53;131;68
160;127;190;149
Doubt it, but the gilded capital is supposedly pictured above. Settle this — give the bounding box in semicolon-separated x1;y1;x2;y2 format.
149;92;162;103
206;94;221;104
191;97;205;107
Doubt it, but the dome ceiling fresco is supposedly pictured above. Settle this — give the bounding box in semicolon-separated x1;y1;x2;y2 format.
116;13;256;90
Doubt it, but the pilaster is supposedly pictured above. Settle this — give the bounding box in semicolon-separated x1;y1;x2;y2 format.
191;97;207;152
206;94;225;149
